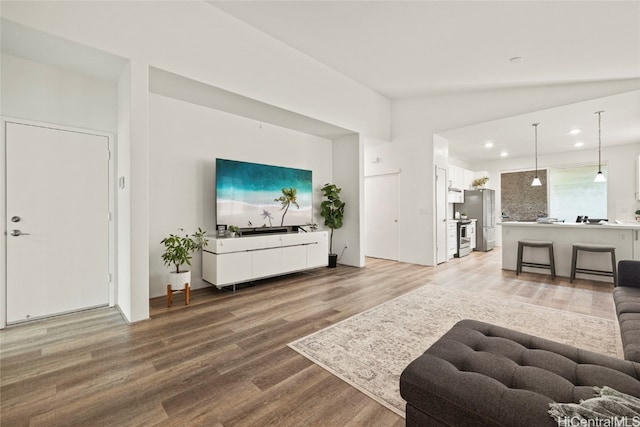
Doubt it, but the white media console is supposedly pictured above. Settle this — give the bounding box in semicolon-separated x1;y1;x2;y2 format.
202;231;328;290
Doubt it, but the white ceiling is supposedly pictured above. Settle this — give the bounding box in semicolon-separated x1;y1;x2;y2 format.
210;1;640;161
2;2;638;161
210;1;640;98
439;90;640;163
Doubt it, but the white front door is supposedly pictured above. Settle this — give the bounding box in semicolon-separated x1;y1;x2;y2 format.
365;173;399;261
5;122;110;323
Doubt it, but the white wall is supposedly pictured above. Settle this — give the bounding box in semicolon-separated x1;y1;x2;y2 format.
364;139;399;177
2;1;388;318
391;98;435;266
116;63;132;318
332;134;364;267
2;2;390;140
149;93;333;298
1;53;117;132
0;52;122;324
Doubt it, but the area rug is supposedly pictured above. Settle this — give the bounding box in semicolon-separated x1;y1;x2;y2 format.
287;285;620;417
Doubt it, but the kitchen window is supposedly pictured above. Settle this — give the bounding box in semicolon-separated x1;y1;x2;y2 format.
548;164;607;222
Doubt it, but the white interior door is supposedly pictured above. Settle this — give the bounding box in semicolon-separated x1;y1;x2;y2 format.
6;122;110;323
365;174;399;261
436;167;448;264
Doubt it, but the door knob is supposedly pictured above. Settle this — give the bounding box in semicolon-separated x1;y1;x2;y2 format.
11;216;21;223
11;230;30;237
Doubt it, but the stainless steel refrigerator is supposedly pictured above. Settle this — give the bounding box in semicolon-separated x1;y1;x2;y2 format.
455;189;495;251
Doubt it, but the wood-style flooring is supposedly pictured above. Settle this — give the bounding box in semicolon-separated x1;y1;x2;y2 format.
0;249;616;426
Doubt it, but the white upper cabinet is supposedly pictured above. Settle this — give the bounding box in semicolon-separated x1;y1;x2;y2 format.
448;165;475;203
447;165;464;203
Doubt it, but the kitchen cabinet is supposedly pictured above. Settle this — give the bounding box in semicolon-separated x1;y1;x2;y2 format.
464;169;475;190
448;165;468;203
502;222;638;281
469;220;477;250
448;165;479;203
447;221;458;259
448;188;463;203
448;165;466;190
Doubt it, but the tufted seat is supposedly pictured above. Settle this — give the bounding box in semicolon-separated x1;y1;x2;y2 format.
400;319;640;427
613;260;640;362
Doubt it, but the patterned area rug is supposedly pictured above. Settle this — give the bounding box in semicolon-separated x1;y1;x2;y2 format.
288;285;620;417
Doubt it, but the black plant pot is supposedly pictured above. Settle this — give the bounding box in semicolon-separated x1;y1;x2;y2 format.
328;254;338;268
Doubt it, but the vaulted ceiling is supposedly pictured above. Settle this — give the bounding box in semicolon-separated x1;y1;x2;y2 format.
211;1;639;99
210;1;640;162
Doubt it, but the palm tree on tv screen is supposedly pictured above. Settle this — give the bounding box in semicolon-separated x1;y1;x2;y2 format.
275;187;299;226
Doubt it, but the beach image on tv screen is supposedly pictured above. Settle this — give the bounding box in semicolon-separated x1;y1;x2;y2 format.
216;158;313;228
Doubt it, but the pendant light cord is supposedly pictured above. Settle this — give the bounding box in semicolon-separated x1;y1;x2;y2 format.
597;111;602;172
533;123;539;176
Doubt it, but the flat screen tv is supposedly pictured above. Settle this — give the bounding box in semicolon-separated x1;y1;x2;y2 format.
216;158;313;229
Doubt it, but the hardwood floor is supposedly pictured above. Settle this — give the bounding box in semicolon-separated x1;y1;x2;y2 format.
0;249;616;426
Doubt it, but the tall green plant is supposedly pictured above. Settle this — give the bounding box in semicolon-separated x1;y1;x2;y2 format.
320;183;345;254
161;228;208;273
275;187;299;226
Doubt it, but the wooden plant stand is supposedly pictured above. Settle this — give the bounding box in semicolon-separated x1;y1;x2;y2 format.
167;283;190;307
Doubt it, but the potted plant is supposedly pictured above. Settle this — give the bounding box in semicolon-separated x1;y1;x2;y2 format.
320;183;345;268
161;227;208;293
228;225;239;237
472;176;489;189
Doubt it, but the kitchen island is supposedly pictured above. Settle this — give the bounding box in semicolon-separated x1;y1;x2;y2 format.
502;221;640;282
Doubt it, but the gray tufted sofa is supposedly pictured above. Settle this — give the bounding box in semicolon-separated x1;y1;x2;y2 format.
400;318;640;426
613;260;640;362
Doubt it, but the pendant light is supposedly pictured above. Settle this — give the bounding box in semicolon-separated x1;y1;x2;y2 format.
594;111;606;183
531;123;542;186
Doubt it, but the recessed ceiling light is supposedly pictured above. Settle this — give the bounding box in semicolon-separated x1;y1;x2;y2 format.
484;141;494;148
574;141;584;147
509;56;523;63
569;129;581;135
500;151;508;157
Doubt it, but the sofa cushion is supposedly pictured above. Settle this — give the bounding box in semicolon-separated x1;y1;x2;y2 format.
614;284;640;362
618;312;640;362
614;286;640;316
400;319;640;427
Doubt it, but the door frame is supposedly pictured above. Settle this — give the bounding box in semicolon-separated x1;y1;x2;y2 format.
1;117;115;328
435;166;448;264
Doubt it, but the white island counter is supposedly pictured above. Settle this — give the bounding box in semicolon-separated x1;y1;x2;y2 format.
502;222;640;282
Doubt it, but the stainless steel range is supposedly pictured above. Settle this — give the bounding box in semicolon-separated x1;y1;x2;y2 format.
456;220;472;258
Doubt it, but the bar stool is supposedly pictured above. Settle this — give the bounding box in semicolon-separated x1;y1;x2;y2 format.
517;240;556;279
570;243;617;285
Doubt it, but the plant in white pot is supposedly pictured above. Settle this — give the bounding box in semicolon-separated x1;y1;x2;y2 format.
228;225;239;237
320;183;345;268
161;227;208;306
